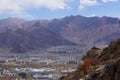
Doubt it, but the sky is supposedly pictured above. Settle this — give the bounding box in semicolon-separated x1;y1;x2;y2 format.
0;0;120;20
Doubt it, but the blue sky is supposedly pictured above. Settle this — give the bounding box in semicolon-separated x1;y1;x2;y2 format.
0;0;120;20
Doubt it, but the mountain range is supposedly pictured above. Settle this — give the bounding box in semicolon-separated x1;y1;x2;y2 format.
0;15;120;53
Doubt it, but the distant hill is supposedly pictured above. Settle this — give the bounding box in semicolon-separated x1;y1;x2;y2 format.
45;15;120;45
21;15;120;45
0;27;75;53
0;17;27;32
0;15;120;53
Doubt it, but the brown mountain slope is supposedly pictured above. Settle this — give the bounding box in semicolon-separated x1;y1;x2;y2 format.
0;15;120;53
0;17;27;32
46;16;120;45
0;27;76;53
0;16;120;46
21;15;120;45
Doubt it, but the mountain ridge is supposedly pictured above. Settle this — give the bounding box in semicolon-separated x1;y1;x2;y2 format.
0;15;120;53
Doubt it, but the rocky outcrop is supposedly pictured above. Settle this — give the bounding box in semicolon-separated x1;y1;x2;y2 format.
98;38;120;62
59;38;120;80
83;46;102;59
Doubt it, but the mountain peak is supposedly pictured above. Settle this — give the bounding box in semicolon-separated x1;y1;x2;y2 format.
2;17;26;21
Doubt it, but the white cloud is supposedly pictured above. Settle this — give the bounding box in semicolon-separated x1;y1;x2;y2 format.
79;0;119;10
79;0;98;10
80;0;98;6
102;0;119;3
91;14;96;16
0;0;70;11
79;5;85;10
0;0;72;17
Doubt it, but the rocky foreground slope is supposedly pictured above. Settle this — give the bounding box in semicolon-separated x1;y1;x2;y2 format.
59;38;120;80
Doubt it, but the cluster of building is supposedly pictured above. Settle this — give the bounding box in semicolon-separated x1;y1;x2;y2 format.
47;46;87;54
0;69;16;77
0;67;67;80
0;68;32;80
0;52;81;65
0;49;82;80
0;68;53;80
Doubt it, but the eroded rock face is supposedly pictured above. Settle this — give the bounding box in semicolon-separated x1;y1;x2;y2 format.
98;38;120;62
83;46;102;59
59;38;120;80
89;59;120;80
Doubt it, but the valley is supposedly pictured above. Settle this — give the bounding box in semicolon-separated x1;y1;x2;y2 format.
0;51;82;80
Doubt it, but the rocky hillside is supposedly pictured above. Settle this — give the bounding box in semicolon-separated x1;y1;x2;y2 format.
1;16;120;45
0;27;76;53
45;15;120;45
21;15;120;45
59;38;120;80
